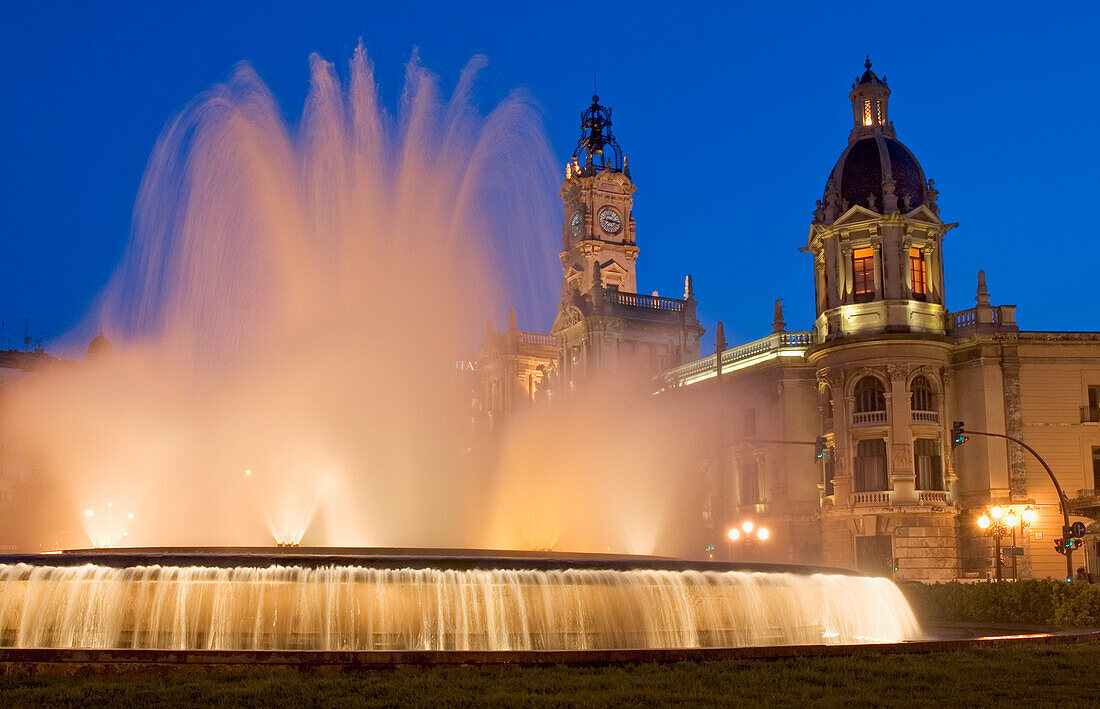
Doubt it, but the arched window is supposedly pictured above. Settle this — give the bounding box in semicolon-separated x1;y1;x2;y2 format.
854;376;886;413
911;376;934;412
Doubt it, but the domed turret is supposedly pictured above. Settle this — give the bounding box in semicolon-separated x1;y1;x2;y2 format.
805;60;954;341
815;58;935;223
86;331;113;361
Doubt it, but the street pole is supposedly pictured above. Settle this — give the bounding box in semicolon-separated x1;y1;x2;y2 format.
961;428;1075;582
994;531;1002;582
1012;526;1018;581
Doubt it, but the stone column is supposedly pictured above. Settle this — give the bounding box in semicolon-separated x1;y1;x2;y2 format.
888;364;917;504
923;245;937;302
840;245;852;304
871;239;883;299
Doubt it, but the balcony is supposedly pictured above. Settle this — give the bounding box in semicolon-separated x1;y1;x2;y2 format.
851;490;892;506
852;411;887;426
1067;489;1100;518
911;410;939;424
918;490;949;506
1082;406;1100;423
608;291;686;312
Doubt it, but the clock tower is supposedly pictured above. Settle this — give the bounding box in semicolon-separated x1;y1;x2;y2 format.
551;95;703;388
559;95;638;295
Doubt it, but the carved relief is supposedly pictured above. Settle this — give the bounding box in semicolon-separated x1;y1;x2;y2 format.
886;364;908;381
1002;354;1027;498
891;443;912;470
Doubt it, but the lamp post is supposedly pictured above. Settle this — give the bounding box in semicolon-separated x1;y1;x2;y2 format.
727;520;771;561
976;504;1036;581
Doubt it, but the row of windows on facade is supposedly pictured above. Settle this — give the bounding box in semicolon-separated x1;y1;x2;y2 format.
823;375;936;419
823;438;945;494
735;435;948;506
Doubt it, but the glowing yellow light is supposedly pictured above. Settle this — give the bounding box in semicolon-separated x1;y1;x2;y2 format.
84;509;94;518
990;505;1003;521
1005;512;1019;528
107;501;113;508
757;527;770;541
741;521;754;533
127;512;135;520
1022;507;1037;525
977;514;991;530
245;469;252;477
727;528;740;541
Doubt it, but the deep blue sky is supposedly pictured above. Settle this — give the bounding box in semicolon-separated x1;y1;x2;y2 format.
2;1;1097;351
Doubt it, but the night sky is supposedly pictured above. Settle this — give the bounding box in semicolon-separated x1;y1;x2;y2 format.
2;1;1097;352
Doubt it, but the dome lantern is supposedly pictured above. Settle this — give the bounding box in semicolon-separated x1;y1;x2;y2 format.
849;56;892;142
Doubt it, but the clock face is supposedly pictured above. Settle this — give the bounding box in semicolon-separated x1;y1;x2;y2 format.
571;212;583;237
598;208;622;234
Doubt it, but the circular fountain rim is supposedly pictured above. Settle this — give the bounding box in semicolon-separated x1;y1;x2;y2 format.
0;546;863;575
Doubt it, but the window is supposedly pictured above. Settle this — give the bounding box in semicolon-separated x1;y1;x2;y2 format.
863;99;873;127
739;460;761;506
1093;446;1100;490
824;454;835;496
911;376;934;412
855;438;888;491
855;535;893;577
910;248;927;300
742;408;757;438
915;439;944;490
855;377;886;413
852;248;875;302
1086;386;1100;423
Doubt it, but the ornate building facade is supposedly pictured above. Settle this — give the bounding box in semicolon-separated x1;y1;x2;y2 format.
657;60;1100;581
479;95;704;419
483;60;1100;582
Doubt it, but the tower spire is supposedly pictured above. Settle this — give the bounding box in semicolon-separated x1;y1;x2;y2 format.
571;93;626;177
849;56;893;141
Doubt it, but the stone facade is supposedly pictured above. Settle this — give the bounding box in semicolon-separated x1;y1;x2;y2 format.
657;61;1100;581
479;61;1100;582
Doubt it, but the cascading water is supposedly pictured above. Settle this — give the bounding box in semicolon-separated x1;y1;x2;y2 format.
0;564;919;650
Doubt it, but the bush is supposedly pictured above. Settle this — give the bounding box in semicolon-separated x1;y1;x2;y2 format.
899;579;1100;627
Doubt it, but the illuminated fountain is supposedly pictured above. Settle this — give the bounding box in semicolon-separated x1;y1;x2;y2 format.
0;47;923;654
0;555;919;650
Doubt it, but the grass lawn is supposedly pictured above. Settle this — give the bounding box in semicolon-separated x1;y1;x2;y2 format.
2;644;1099;707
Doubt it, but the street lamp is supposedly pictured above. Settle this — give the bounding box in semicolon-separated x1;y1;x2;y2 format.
726;520;771;560
976;504;1036;581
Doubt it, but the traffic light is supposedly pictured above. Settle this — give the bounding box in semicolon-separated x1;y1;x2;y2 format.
951;421;967;448
1065;538;1081;551
1055;538;1066;555
814;436;828;460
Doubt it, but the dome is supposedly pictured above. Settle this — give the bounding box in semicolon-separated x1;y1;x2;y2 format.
86;331;113;360
823;135;927;215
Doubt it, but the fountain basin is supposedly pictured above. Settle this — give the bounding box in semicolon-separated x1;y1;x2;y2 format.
0;548;920;651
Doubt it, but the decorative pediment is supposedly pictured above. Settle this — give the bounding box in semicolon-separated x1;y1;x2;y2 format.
832;205;881;227
552;305;585;332
902;204;942;225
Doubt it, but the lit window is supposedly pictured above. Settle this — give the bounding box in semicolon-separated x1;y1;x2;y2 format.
910;248;927;300
852;248;875;302
863;99;873;126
